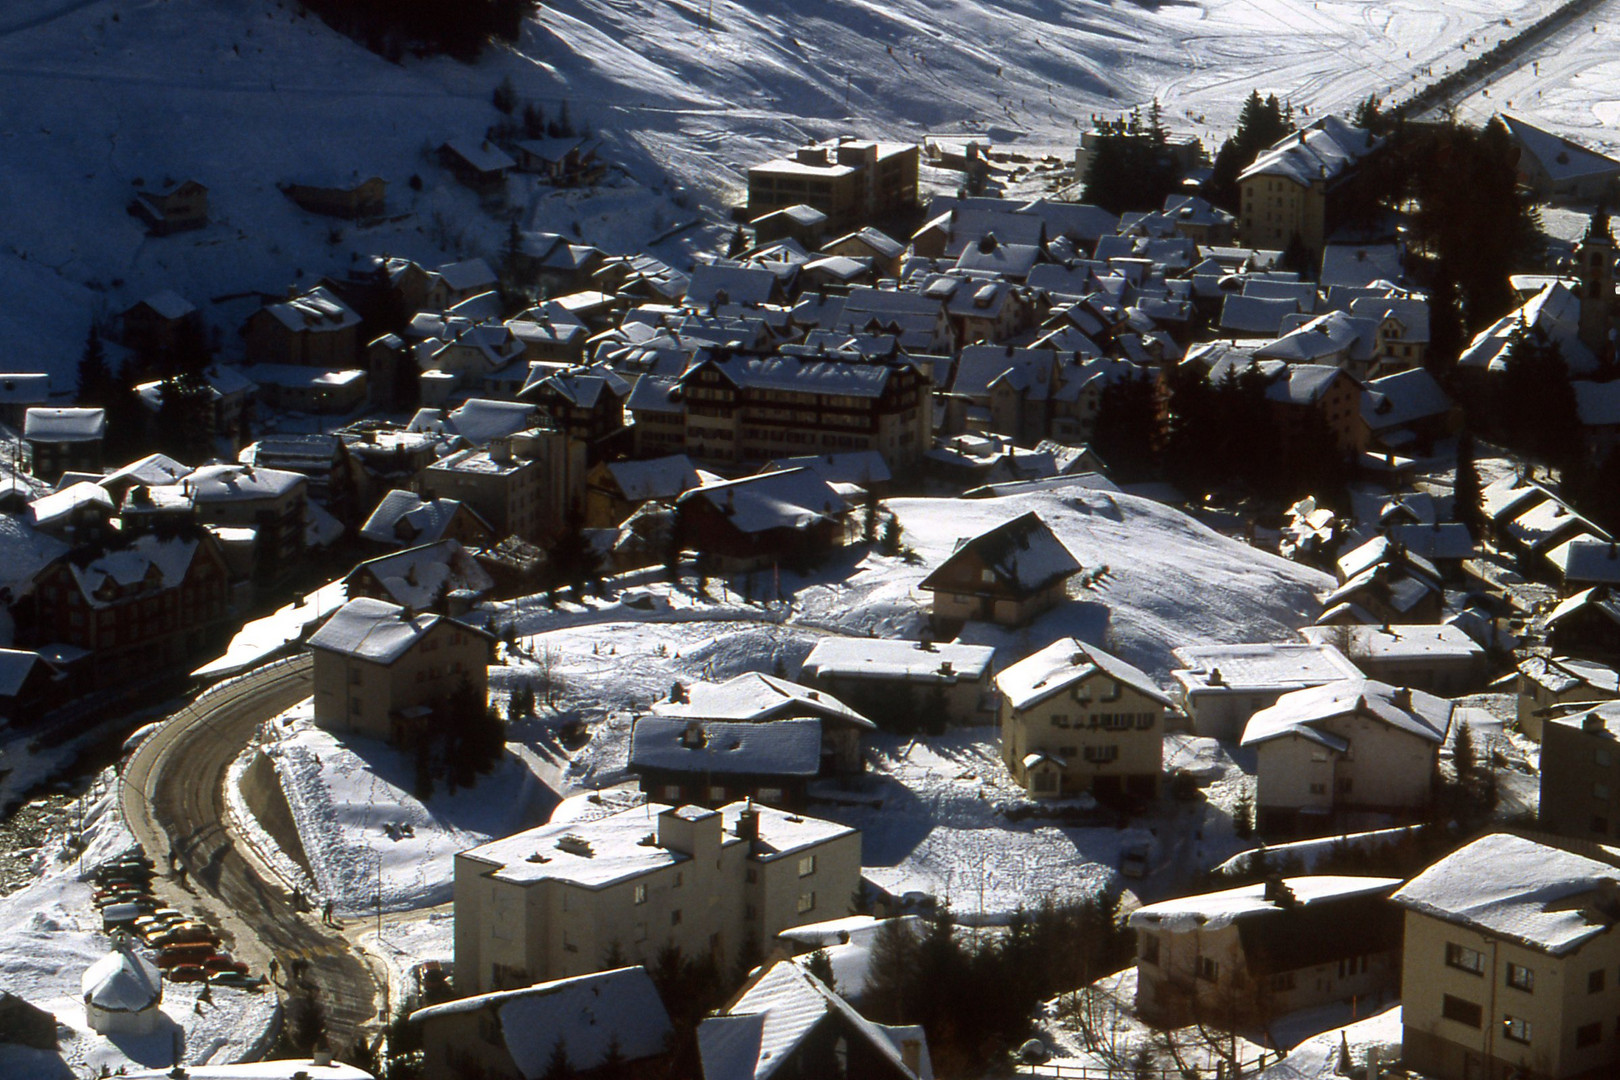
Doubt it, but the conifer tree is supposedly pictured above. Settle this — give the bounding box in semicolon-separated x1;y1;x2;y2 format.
77;326;110;406
1453;427;1484;536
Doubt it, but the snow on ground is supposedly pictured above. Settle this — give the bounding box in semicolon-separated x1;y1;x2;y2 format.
234;700;560;915
1256;1005;1403;1080
0;770;277;1080
0;0;1571;383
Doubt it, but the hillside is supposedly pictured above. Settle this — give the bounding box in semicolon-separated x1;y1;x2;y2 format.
0;0;1563;388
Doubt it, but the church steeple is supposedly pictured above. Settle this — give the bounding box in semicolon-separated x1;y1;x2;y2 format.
1577;203;1616;355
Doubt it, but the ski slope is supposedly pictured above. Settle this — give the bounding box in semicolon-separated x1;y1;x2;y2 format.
0;0;1567;387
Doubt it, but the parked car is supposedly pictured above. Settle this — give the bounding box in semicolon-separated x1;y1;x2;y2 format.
167;965;208;983
1119;840;1153;879
208;971;266;990
152;924;218;947
203;956;249;975
156;947;213;969
101;902;146;931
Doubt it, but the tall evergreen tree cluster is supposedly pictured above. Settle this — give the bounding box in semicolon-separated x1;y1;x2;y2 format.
302;0;538;61
1080;101;1183;216
862;897;1132;1075
1207;91;1295;211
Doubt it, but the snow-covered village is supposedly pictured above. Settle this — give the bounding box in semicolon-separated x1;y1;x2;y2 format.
13;1;1620;1079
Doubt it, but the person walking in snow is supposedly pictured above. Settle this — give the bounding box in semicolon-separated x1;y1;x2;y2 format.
322;898;335;926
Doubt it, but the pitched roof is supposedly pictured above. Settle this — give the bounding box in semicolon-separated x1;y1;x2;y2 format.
996;637;1172;712
1240;677;1453;747
306;597;446;665
1394;833;1620;954
652;672;874;729
676;469;850;535
24;407;105;443
919;511;1081;597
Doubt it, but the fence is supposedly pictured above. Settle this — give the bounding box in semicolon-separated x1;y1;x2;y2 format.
1023;1049;1283;1079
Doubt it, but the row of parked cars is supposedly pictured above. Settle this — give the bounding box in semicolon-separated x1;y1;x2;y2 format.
93;852;259;988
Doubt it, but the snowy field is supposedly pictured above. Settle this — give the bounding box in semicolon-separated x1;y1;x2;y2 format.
0;771;277;1079
0;0;1572;385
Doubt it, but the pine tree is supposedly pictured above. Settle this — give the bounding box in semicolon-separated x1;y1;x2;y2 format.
77;326;111;406
803;947;836;991
540;1037;574;1080
492;76;517;115
1452;718;1476;785
1454;427;1484;536
1092;372;1159;481
862;916;921;1023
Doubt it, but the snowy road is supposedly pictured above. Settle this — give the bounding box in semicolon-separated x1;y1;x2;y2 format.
121;656;383;1052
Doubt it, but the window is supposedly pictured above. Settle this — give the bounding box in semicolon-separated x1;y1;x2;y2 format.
348;668;362;685
635;922;647;942
1597;783;1612;800
707;785;728;802
1503;1015;1531;1044
1336;777;1354;795
1142;934;1160;966
1441;995;1481;1028
671;909;682;926
1506;963;1534;992
1084;745;1119;764
797;890;816;914
1599;748;1613;767
1593;969;1607;994
1445;943;1485;974
1578;1022;1602;1048
798;855;816;877
1198;956;1218;981
634;883;647;905
674;872;683;888
1309;782;1327;795
1596;816;1611;836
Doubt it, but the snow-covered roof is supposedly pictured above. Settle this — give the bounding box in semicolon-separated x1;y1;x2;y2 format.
81;944;161;1012
1518;654;1620;696
677;468;850;535
1171;642;1362;695
24;407;105;443
1264;363;1343;407
920;510;1082;596
1551;537;1620;585
442;137;516;174
996;637;1172;712
629;716;822;776
1129;875;1399;932
1298;624;1483;663
99;452;190;492
170;463;305;503
257;286;360;334
1500;114;1620;183
0;648;41;697
652;672;874;729
1335;534;1440;584
193;577;347;679
1547;586;1620;630
1240;677;1453;748
130;289;197;321
68;535;200;608
410;399;538;447
121;1062;374;1080
800;638;994;685
28;481;113;529
698;960;928;1080
1394;833;1620;954
359;490;478;548
411;966;671;1077
0;372;50;405
1218;294;1299;336
348;540;494;611
1238;121;1377;187
462;801;856;889
306;597;447;665
762;450;892;488
1319;244;1404;289
437;257;497;293
605;455;705;503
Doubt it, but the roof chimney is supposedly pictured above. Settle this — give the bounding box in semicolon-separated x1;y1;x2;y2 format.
1392;686;1412;709
736;800;760;842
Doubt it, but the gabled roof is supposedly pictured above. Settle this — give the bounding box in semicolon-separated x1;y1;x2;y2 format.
1394;833;1620;954
1500;114;1620;183
24;407;105;443
1240;677;1453;747
347;539;494;611
996;637;1172;713
82;944;161;1012
676;468;849;535
411;966;671;1078
699;960;929;1080
652;672;874;729
359;490;477;547
604;455;706;503
920;511;1081;597
307;596;451;665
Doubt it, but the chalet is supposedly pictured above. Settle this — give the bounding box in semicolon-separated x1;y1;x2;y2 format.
21;531;232;687
1237;117;1380;258
24;408;105;483
1517;655;1620;741
142;463;309;584
1547;587;1620;663
698;961;931;1080
278;174;386;219
1298;624;1488;696
752;204;830;247
918;511;1081;633
629;715;822;809
412;967;670;1080
1241;678;1454;834
343;539;494;615
995;637;1171;801
507;234;604;297
439;139;516;193
675;468;850;572
1169;642;1364;741
242;286;362;368
120;291;200;355
127;179;208;236
583;454;707;529
512;136;604;187
1394;834;1620;1080
359;489;494;550
518;364;628;460
799;637;998;730
306;597;492;745
651;671;875;776
1131;876;1402;1027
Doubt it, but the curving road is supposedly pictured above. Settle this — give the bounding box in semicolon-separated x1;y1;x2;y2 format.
121;655;382;1055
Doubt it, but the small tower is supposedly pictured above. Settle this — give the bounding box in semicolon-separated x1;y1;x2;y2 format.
1577;205;1616;356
